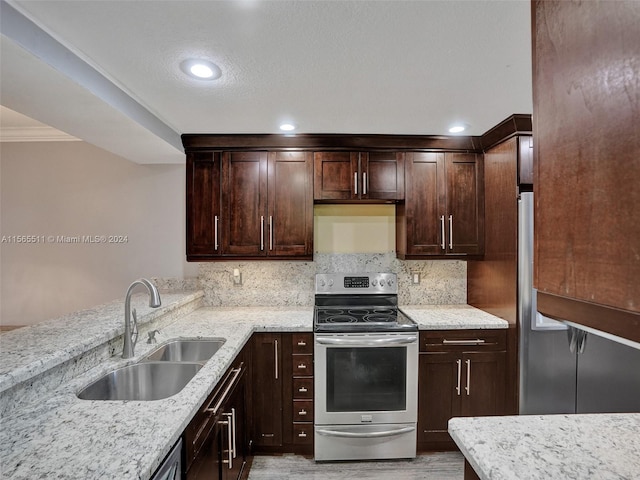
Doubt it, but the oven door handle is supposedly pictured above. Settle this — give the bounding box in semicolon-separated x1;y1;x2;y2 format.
316;426;415;439
316;336;417;346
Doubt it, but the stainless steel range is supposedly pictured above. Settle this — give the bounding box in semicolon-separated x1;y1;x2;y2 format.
313;273;418;462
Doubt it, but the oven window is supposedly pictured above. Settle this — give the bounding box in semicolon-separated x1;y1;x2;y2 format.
326;347;407;412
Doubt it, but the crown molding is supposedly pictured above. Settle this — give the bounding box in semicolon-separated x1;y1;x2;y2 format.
0;126;80;142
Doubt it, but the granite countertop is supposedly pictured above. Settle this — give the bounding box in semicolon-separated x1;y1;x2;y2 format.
401;304;509;329
449;414;640;480
0;290;204;395
0;306;314;480
0;300;507;480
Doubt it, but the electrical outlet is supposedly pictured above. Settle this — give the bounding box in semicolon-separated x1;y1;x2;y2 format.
412;273;420;285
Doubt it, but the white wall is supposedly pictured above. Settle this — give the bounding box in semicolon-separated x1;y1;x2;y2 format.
0;141;196;326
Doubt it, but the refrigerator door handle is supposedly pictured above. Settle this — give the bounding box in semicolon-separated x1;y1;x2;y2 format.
577;330;588;354
568;327;578;354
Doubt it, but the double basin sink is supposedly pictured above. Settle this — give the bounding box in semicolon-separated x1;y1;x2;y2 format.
77;339;225;401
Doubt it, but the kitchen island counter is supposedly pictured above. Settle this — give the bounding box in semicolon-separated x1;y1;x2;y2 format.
448;413;640;480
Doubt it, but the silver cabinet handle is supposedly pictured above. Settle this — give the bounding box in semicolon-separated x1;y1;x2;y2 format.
354;172;358;195
440;215;446;250
260;216;264;251
316;336;417;346
231;407;237;459
222;413;233;469
298;409;307;416
443;339;486;345
269;215;273;250
465;359;471;396
214;215;219;250
449;214;453;250
363;172;367;195
297;363;307;369
298;431;308;438
274;339;279;380
205;367;242;415
298;386;308;393
316;426;415;439
456;359;461;396
297;340;307;346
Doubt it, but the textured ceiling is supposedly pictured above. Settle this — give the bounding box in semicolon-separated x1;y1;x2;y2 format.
0;0;532;164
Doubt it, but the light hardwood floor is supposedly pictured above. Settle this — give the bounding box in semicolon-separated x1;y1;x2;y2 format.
247;452;464;479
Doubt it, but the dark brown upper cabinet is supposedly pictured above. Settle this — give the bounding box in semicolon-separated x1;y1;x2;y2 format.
186;151;222;259
397;152;484;258
532;0;640;342
186;150;313;260
313;151;404;201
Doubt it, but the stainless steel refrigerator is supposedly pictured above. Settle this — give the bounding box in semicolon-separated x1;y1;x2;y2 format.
518;191;640;414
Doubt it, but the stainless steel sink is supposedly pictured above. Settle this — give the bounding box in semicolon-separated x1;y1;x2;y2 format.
77;361;202;401
142;338;226;364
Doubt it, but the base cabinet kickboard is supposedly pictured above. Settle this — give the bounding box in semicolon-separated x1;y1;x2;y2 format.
417;329;507;451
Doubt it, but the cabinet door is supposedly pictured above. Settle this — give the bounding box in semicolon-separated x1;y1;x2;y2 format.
251;333;283;447
361;152;405;200
460;351;506;418
221;151;268;256
417;352;461;446
445;153;484;255
186;422;222;480
221;380;247;480
533;0;640;341
404;152;446;255
267;151;313;257
186;152;221;259
313;152;359;200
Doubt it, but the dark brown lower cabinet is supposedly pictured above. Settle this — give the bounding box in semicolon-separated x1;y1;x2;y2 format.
184;349;250;480
417;330;507;451
251;332;314;455
251;333;283;450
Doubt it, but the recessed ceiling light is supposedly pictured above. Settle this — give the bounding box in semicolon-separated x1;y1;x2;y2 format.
180;59;221;80
279;123;296;132
448;123;470;134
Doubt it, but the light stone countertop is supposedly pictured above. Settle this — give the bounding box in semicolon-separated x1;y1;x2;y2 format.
0;290;204;395
448;414;640;480
401;304;509;329
0;300;507;480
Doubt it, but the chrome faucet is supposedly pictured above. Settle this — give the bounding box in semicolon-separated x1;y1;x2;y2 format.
122;278;161;358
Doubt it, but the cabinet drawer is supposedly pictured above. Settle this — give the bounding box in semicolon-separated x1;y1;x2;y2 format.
291;333;313;354
292;354;313;376
293;378;314;399
293;400;314;422
420;329;507;352
292;423;313;445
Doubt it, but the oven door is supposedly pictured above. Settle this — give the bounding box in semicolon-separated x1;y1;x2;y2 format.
314;332;418;426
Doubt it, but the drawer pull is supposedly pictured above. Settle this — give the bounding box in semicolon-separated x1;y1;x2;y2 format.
262;433;275;438
298;387;308;393
298;409;307;416
297;341;307;346
297;363;307;369
298;431;307;438
442;339;486;346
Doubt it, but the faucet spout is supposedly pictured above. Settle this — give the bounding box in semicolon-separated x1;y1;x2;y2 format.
123;278;162;359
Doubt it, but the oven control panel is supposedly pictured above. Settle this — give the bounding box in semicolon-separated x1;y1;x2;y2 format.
315;273;397;295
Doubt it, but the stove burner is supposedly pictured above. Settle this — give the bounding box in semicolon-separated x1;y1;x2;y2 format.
363;313;395;323
326;315;358;323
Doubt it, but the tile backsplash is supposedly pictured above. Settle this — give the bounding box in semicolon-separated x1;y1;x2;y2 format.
198;253;466;306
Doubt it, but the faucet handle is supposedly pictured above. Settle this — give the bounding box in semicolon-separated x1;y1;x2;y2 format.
147;329;160;344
